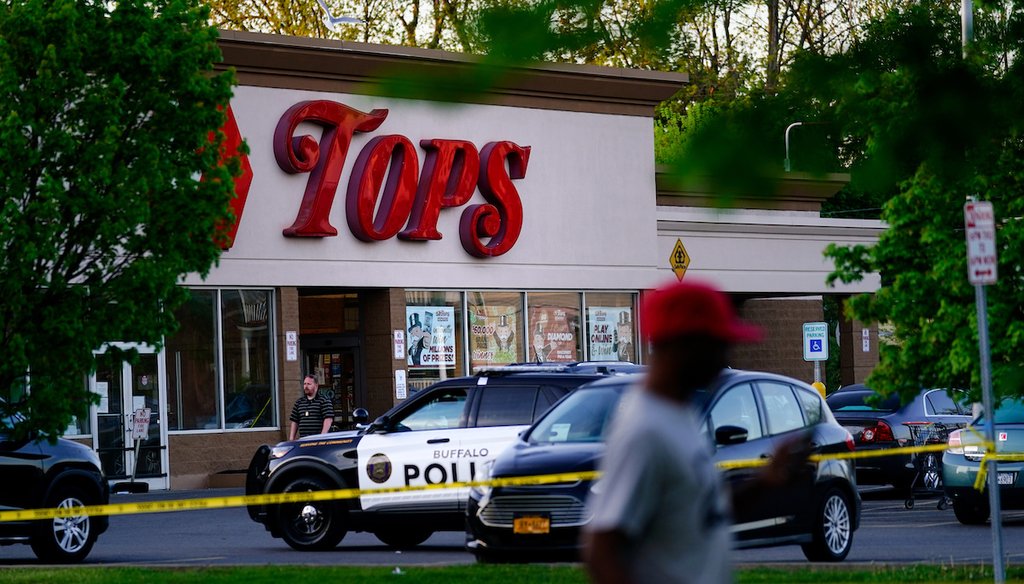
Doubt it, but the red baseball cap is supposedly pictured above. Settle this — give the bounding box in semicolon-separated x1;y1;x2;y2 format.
641;280;762;344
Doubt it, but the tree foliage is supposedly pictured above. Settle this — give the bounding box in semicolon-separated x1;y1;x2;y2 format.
772;2;1024;404
0;0;239;438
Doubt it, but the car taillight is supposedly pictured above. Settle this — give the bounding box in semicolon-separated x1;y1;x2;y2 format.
947;429;964;454
845;431;855;452
861;420;895;443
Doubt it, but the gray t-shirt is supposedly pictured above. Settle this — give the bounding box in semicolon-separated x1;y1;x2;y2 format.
586;388;732;584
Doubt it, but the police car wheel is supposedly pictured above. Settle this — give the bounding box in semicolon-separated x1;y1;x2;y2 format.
374;528;433;550
276;476;347;551
800;487;853;562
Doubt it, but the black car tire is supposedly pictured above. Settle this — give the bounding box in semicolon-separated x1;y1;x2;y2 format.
276;476;347;551
952;497;990;525
801;487;854;562
374;528;433;550
30;485;97;563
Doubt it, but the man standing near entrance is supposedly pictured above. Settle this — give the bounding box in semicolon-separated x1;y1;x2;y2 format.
288;374;334;440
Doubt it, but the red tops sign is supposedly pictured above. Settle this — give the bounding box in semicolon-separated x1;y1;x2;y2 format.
219;99;531;258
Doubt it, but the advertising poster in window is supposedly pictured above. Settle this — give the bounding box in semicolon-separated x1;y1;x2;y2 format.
406;306;456;369
469;306;519;368
528;305;580;362
588;307;636;362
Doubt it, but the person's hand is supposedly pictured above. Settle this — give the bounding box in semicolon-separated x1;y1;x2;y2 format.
760;432;813;488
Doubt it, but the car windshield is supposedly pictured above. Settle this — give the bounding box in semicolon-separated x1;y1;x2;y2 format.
827;391;901;413
527;384;627;444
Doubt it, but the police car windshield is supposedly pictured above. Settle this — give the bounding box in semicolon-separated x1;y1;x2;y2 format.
527;384;626;444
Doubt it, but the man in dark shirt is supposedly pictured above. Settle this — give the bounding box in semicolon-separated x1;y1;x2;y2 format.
288;374;334;440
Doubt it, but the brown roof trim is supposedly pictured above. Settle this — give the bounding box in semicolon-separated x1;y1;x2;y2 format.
215;30;687;117
656;169;850;212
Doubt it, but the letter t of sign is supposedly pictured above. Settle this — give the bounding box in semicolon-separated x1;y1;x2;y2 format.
274;100;389;237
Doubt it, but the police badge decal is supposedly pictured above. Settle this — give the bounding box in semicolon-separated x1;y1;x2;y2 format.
366;453;393;484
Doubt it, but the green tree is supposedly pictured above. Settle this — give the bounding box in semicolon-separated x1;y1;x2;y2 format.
796;2;1024;403
0;0;240;438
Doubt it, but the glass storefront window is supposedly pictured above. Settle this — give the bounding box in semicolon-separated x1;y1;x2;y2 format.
584;292;638;362
165;288;276;432
64;415;90;436
526;292;582;363
166;290;219;430
406;291;464;392
221;290;275;429
468;291;524;370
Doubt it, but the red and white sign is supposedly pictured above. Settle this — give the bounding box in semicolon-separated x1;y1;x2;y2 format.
131;408;152;440
964;201;998;286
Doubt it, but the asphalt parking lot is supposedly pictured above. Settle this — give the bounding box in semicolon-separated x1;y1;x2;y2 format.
1;486;1022;567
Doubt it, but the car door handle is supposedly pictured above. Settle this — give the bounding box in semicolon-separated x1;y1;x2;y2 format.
427;438;450;444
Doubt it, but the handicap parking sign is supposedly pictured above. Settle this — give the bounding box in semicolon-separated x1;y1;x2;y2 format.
802;322;828;362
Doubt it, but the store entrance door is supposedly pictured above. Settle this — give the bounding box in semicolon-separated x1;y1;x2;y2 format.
304;347;361;430
91;345;169;490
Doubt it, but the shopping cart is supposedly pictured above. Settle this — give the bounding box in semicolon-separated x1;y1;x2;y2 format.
902;422;955;509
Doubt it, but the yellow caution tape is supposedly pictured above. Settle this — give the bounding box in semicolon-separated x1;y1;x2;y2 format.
2;440;1019;523
715;442;953;470
0;471;600;523
973;453;1024;491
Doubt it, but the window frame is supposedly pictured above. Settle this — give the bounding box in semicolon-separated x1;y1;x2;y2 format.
168;287;279;435
471;386;541;428
754;380;807;436
706;382;766;443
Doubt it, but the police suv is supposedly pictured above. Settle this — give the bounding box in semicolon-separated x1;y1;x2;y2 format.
245;363;640;551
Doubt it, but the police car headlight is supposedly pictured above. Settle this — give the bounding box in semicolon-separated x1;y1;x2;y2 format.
471;461;495;498
589;479;603;495
269;445;294;459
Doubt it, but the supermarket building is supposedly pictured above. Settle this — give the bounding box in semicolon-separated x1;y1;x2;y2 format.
66;32;884;489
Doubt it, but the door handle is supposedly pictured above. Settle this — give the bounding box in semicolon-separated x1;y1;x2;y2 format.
427;438;450;444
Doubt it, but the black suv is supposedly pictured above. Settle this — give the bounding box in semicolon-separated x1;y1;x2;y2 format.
246;363;641;551
0;412;110;562
467;371;861;562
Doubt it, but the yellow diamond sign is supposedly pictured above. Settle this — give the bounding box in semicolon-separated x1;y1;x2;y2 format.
670;239;690;280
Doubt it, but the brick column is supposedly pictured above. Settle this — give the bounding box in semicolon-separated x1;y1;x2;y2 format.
276;287;301;441
838;308;879;386
731;297;824;383
361;288;407;419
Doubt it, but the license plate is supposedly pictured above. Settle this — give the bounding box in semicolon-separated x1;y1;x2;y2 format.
998;472;1016;486
513;515;550;535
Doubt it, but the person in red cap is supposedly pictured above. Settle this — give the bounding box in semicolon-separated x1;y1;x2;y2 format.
582;280;808;584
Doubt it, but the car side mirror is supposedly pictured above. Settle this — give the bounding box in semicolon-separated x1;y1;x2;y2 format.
352;408;370;425
369;415;391;434
714;425;749;446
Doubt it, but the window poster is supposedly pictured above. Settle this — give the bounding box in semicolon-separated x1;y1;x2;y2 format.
528;304;580;363
587;306;636;362
406;306;457;369
469;303;520;368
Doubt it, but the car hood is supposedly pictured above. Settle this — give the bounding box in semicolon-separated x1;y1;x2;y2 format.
294;428;362;443
492;440;604;478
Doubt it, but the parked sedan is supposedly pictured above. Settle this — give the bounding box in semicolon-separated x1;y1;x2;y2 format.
826;385;971;489
467;371;860;562
944;397;1024;525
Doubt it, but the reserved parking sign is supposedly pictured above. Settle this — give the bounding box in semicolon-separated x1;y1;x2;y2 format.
802;322;828;362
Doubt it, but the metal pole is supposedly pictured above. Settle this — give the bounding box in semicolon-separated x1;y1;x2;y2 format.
784;122;803;172
962;0;974;55
813;361;821;384
976;283;1005;584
